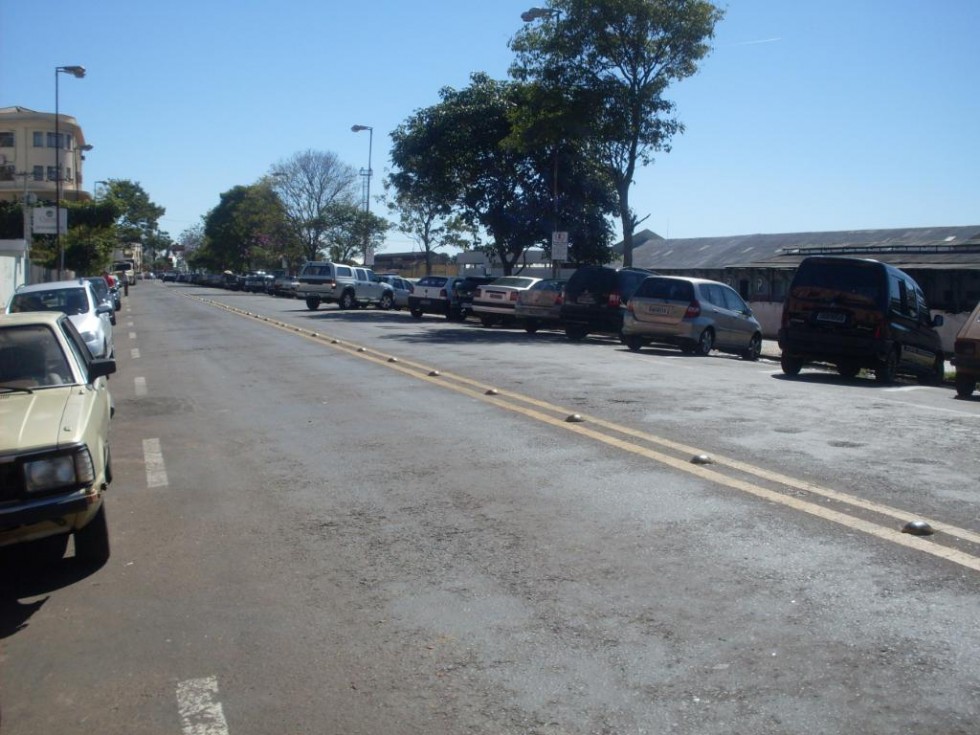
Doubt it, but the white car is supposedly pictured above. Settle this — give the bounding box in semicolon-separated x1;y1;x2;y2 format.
6;279;115;358
472;276;542;327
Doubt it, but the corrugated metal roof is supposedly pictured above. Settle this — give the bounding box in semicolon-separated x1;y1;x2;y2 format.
630;226;980;270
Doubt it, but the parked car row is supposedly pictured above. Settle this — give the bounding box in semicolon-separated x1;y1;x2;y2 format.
166;256;977;391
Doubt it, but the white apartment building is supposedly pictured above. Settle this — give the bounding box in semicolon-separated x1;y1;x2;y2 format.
0;106;91;204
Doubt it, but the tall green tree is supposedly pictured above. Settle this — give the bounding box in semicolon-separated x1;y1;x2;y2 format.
103;179;166;251
391;73;614;274
510;0;724;266
201;184;287;272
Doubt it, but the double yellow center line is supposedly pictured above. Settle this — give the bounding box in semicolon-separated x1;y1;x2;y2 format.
205;297;980;574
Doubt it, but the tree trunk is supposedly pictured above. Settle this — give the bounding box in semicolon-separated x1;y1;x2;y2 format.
618;182;634;268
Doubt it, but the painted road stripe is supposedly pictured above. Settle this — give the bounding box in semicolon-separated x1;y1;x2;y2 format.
134;376;147;397
129;331;137;340
143;438;168;488
200;297;980;574
176;677;230;735
131;347;141;359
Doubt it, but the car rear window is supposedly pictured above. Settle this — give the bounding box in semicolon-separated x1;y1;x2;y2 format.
417;276;448;287
491;277;536;288
636;277;695;301
566;267;617;299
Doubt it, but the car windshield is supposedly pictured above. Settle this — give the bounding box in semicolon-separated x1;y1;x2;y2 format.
0;324;74;389
10;287;89;316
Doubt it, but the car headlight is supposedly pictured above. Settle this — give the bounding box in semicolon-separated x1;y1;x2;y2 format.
24;447;96;494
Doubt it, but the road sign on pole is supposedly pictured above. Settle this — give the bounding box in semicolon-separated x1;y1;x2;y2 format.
551;231;569;261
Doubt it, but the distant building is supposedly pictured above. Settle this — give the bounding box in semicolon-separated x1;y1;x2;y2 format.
0;106;92;204
372;250;452;274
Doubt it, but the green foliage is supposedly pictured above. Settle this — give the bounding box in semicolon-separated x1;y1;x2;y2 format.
390;72;614;273
201;183;289;272
510;0;724;265
102;179;166;247
0;200;24;239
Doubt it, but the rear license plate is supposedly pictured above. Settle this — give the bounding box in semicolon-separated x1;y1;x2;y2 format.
816;311;846;324
420;299;433;306
490;293;503;299
645;304;670;315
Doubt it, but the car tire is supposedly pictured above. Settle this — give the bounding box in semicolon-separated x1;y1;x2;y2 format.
875;349;898;384
340;291;357;310
836;360;860;378
955;373;976;398
780;354;803;376
480;316;495;328
742;333;762;361
379;292;394;310
31;533;69;566
524;320;540;334
74;504;110;565
626;336;643;352
565;326;588;341
695;328;714;356
305;297;320;311
918;354;945;386
410;308;423;319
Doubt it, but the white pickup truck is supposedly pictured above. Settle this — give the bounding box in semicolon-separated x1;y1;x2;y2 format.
297;262;395;310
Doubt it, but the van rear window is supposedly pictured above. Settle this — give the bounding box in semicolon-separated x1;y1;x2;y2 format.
636;278;694;301
792;261;883;304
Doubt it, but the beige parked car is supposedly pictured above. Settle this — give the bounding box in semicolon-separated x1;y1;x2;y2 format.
953;301;980;398
0;311;116;564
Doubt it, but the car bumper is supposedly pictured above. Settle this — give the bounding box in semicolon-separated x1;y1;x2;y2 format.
778;327;891;364
0;487;103;547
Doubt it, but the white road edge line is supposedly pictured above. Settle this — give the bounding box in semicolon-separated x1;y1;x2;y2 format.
134;376;147;397
176;676;230;735
143;437;169;488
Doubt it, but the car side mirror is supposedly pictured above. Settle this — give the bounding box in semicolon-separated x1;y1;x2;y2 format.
88;358;116;382
96;304;113;316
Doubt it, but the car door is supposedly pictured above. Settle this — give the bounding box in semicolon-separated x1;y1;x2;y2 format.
720;285;757;350
699;283;737;347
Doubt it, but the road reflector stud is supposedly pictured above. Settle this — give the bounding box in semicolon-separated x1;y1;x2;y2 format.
388;357;398;363
358;347;366;352
331;339;339;344
691;454;714;465
565;414;584;423
486;389;499;395
428;370;440;377
902;520;935;536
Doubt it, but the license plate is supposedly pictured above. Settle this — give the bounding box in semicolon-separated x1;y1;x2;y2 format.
817;311;846;324
645;304;670;315
420;299;433;306
490;293;503;299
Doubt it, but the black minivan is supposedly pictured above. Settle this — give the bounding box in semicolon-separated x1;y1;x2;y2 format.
778;256;945;384
560;266;655;340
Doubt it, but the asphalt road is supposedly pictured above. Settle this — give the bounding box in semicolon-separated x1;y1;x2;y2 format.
2;283;978;734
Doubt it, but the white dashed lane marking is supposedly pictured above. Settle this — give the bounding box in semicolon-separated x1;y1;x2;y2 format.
176;677;230;735
142;438;168;488
134;376;147;397
131;347;141;359
129;331;137;340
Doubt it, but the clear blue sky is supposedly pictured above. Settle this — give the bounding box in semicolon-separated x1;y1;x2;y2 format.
2;0;977;251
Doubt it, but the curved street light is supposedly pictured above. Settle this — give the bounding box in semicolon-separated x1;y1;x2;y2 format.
55;65;86;279
351;124;373;264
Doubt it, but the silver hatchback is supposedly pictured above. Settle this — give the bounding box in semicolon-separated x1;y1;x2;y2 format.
622;276;762;360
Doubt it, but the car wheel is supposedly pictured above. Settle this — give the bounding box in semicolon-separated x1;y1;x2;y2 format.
875;349;898;384
340;291;356;310
742;333;762;361
410;308;423;319
305;297;320;311
695;328;714;356
74;504;110;565
524;320;540;334
105;446;113;484
836;360;860;378
955;373;976;398
379;292;394;310
480;316;495;328
626;335;643;352
780;354;803;376
565;326;588;341
917;354;945;386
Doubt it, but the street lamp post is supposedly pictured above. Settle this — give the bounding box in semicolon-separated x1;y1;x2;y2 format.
55;65;86;279
351;124;373;264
